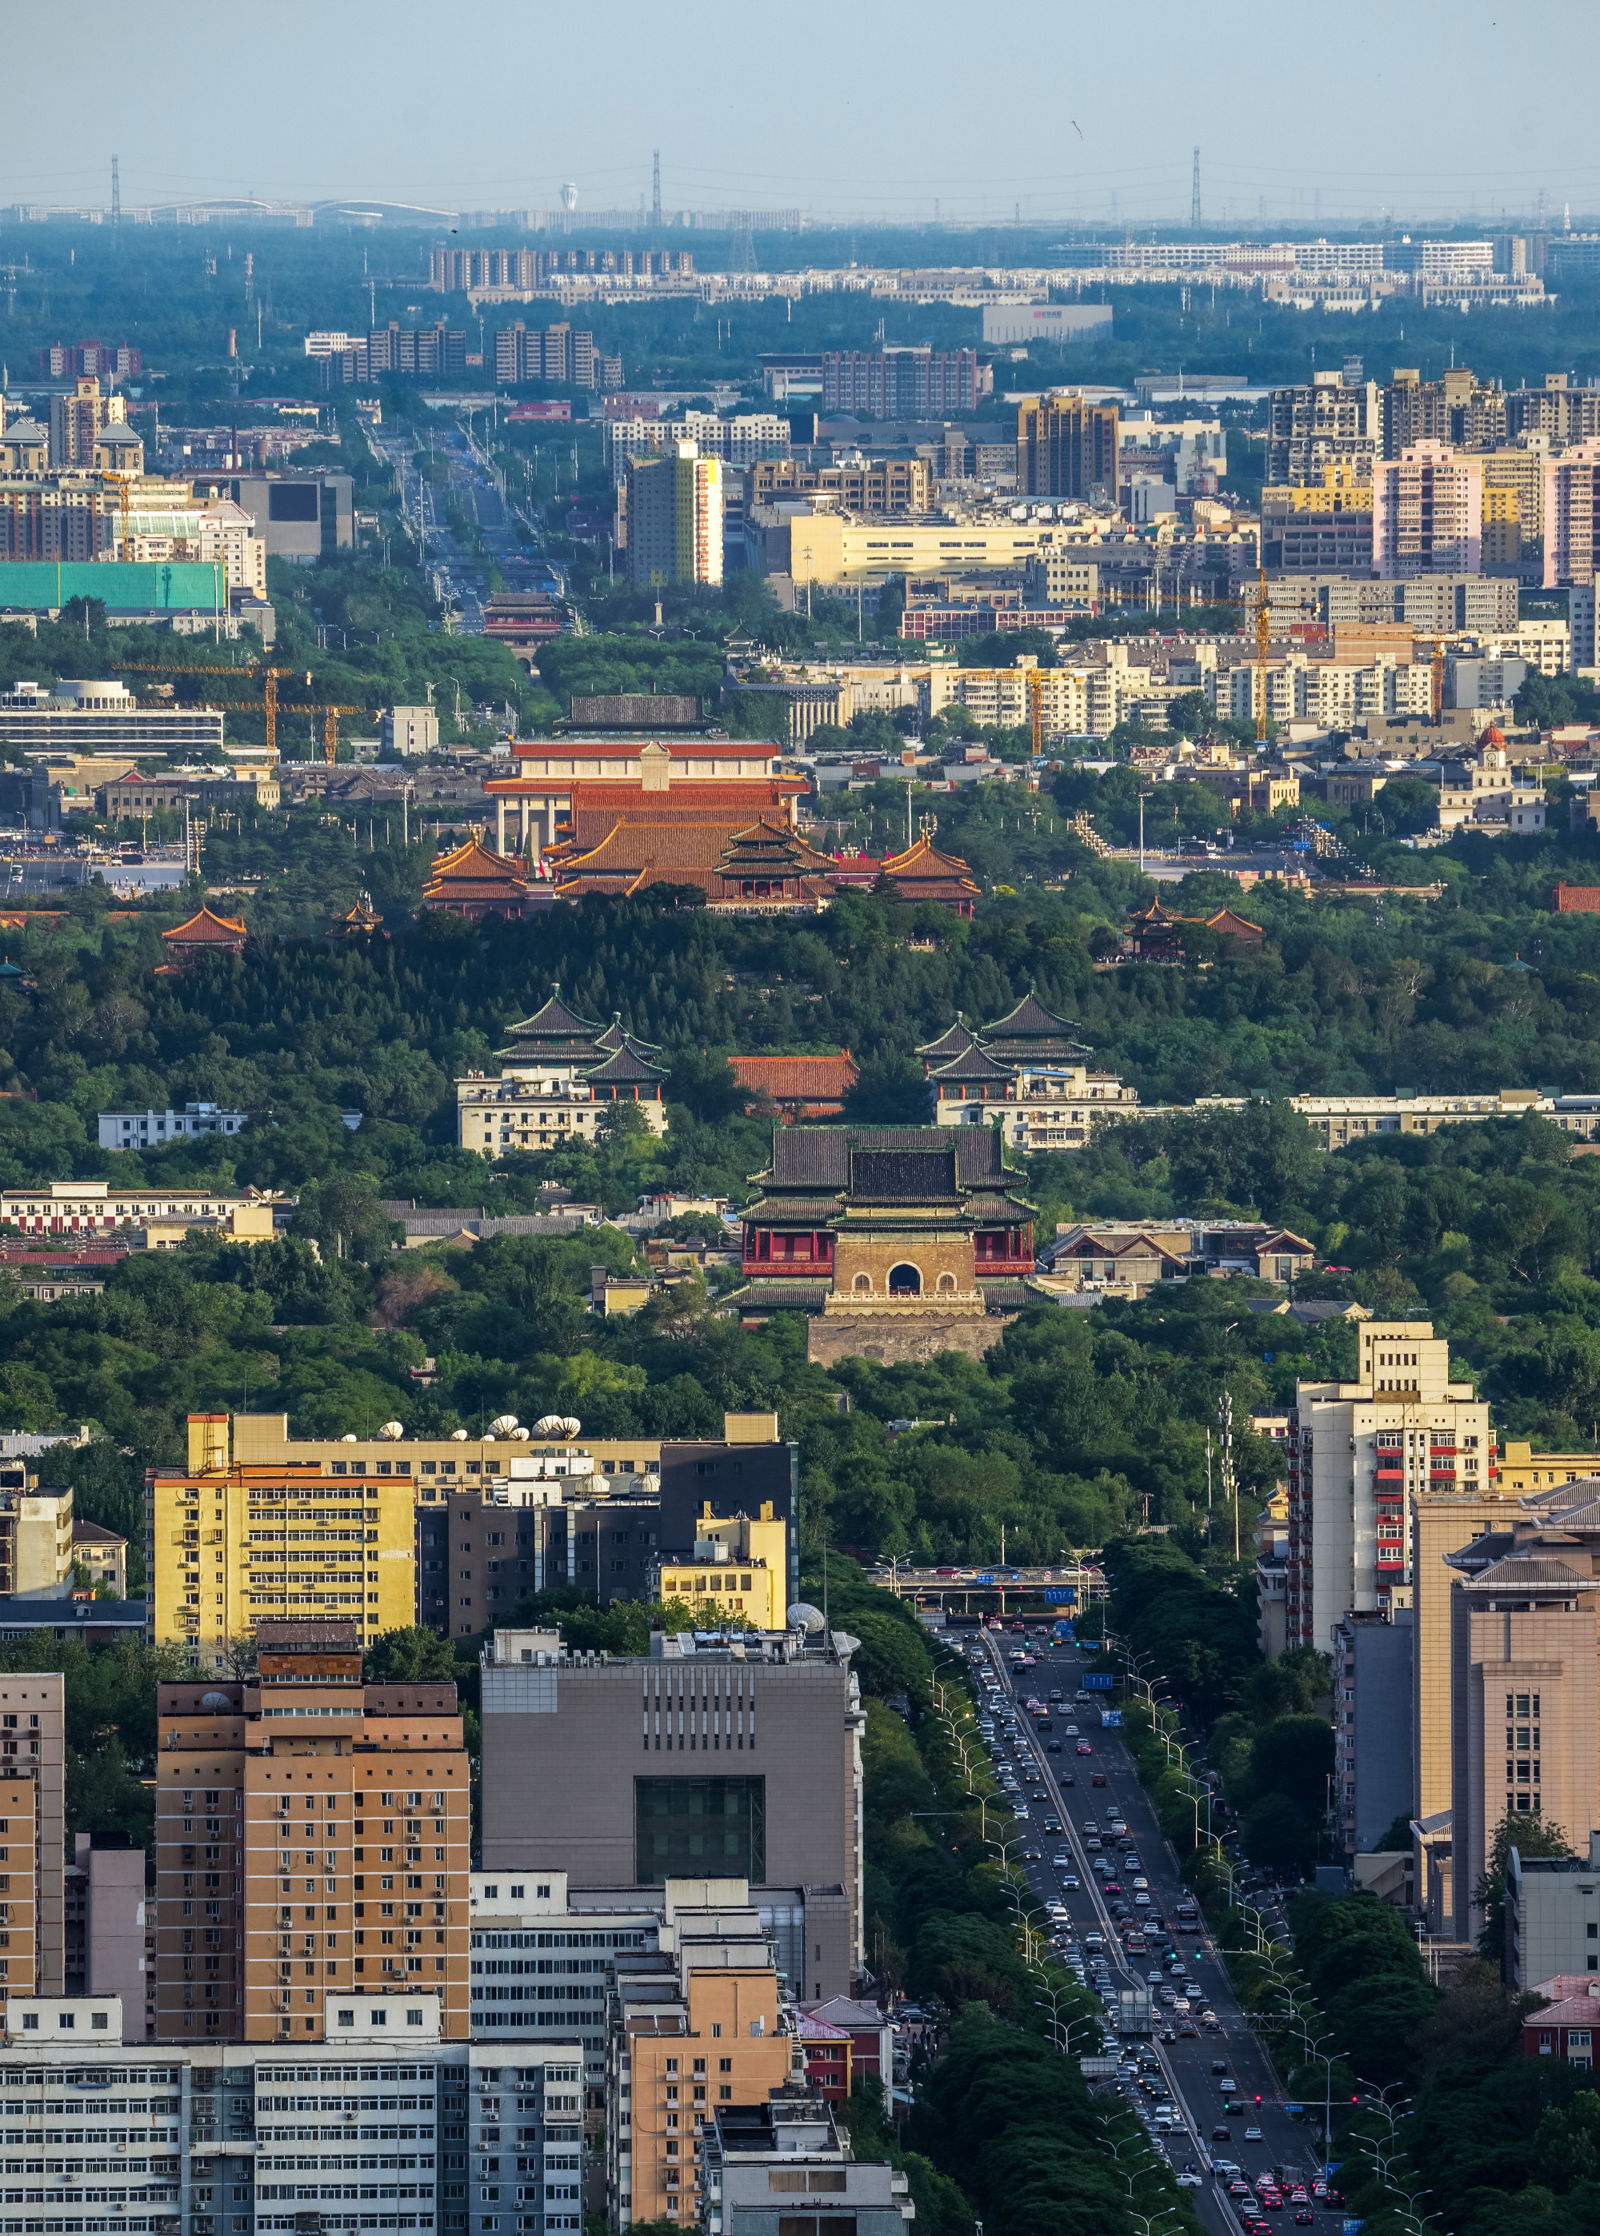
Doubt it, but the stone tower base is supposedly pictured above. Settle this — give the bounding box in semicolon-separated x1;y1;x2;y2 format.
806;1312;1014;1367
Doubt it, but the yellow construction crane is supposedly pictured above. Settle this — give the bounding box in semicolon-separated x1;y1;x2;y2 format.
112;660;302;753
102;472;134;560
1254;566;1271;745
299;705;369;766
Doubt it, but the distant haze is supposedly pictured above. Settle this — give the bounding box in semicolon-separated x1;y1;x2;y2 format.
0;0;1580;226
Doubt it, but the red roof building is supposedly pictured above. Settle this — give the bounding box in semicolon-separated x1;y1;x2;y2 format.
1523;1975;1600;2066
729;1052;859;1122
797;2012;852;2105
483;736;803;856
420;835;539;920
1554;885;1600;914
156;906;248;974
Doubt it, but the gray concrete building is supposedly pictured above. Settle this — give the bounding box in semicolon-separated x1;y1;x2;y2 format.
479;1627;864;1999
1507;1833;1600;1992
1334;1607;1415;1857
700;2096;915;2236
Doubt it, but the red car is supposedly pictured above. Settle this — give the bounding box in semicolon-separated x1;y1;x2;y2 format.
1091;1772;1107;1786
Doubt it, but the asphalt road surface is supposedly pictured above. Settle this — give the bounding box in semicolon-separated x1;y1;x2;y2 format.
965;1632;1340;2236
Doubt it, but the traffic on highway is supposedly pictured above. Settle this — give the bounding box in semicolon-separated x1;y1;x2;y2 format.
959;1628;1345;2236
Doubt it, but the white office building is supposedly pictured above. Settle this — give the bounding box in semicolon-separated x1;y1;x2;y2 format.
98;1103;249;1151
1283;1320;1490;1653
0;2001;584;2236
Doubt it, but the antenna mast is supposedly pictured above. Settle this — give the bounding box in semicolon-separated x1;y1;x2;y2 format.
110;153;121;232
651;149;662;229
1190;146;1201;230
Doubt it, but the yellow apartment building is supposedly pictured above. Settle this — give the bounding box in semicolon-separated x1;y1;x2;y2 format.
147;1458;418;1665
652;1506;788;1630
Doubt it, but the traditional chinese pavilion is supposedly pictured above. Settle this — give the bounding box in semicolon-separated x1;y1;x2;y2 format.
875;833;981;916
327;890;383;939
421;834;539;921
156;906;248;974
1126;900;1266;962
734;1124;1034;1363
710;819;841;907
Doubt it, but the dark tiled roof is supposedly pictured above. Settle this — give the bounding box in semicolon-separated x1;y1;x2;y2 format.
916;1021;979;1060
584;1044;667;1085
503;984;603;1042
740;1195;848;1224
849;1146;961;1203
767;1125;1008;1190
929;1044;1014;1082
732;1277;832;1311
979;987;1080;1041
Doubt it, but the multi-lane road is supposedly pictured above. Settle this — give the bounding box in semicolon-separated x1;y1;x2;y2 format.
964;1631;1340;2236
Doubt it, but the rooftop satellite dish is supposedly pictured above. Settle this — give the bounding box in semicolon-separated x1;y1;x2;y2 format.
377;1421;405;1441
490;1414;521;1437
787;1602;826;1634
199;1691;232;1711
510;1426;531;1441
340;1433;358;1444
450;1428;469;1441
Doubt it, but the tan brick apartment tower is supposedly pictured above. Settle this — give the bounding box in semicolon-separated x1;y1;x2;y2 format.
0;1676;65;1994
152;1619;471;2042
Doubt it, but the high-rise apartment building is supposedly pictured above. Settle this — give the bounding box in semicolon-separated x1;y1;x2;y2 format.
1381;366;1508;454
1259;464;1374;572
1371;443;1484;577
152;1618;471;2044
493;323;621;391
1283;1320;1490;1652
820;348;980;417
146;1438;418;1664
625;444;724;588
49;376;128;468
1264;371;1380;484
1544;440;1600;587
605;1885;795;2224
479;1624;863;1998
0;1675;65;1997
1015;391;1120;503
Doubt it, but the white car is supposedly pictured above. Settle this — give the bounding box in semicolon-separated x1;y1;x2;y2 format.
1176;2173;1203;2188
1243;2126;1263;2142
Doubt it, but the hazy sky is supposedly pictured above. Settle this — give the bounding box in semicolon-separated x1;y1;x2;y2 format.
0;0;1582;226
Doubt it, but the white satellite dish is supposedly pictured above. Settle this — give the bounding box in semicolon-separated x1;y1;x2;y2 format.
377;1421;405;1441
787;1602;826;1633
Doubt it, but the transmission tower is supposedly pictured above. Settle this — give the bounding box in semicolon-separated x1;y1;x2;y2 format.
1190;146;1201;230
651;149;662;229
110;152;121;232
